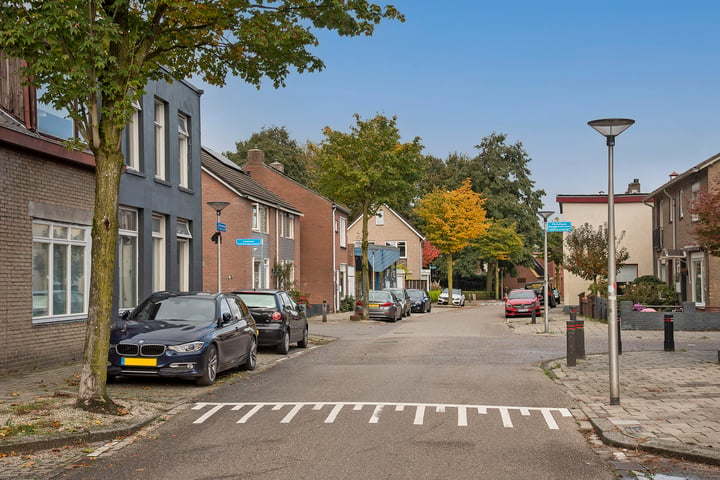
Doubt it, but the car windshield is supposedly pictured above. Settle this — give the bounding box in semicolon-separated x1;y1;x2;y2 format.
130;296;215;322
237;293;276;309
368;291;391;302
508;290;537;300
386;289;403;297
407;290;424;300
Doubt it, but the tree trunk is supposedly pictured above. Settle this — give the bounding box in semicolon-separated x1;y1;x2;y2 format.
76;118;124;414
447;253;453;304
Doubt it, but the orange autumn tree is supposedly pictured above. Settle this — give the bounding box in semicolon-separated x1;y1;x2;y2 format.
415;179;490;300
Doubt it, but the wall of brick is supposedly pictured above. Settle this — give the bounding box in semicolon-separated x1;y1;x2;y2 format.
0;145;95;372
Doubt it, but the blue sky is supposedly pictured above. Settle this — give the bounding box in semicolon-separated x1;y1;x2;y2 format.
197;1;720;213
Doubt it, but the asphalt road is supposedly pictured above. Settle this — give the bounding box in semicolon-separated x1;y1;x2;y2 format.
55;306;615;479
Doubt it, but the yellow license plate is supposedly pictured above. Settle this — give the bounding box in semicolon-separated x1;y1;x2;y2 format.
369;304;379;308
122;357;157;367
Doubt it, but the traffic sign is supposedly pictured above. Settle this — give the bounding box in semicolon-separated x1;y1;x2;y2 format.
547;221;572;232
235;238;262;246
216;222;227;232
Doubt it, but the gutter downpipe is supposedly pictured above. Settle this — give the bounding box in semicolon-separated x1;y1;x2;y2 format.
332;205;337;313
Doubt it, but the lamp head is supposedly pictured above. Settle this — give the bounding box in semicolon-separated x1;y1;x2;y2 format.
207;201;230;213
588;118;635;145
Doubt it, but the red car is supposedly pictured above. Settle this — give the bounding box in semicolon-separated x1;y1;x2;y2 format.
504;289;541;318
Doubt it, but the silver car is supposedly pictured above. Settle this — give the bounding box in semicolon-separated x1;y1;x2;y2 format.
384;288;411;317
355;290;402;322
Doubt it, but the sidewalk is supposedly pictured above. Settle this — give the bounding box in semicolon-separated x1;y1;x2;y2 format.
2;305;719;479
507;306;720;466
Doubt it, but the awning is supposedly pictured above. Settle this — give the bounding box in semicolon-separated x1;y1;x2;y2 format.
354;245;400;272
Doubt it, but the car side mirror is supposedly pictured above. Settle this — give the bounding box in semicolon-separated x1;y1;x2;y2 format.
221;312;233;324
502;297;508;301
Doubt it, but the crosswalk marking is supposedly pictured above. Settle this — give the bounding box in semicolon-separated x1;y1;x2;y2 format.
190;402;572;430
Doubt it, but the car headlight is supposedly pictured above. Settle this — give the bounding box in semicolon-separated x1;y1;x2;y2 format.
167;341;205;353
506;303;512;309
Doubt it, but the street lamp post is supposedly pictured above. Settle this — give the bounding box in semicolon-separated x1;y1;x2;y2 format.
588;118;634;405
538;210;554;334
207;201;230;293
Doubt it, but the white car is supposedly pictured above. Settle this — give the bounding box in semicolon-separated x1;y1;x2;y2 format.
437;288;465;306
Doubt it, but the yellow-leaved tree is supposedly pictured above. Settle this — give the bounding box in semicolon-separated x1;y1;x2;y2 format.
415;179;490;301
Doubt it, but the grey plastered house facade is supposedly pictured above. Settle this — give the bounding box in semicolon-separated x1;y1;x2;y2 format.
201;147;301;292
0;53;204;371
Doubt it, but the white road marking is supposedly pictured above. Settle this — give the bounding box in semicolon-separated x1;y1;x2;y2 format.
191;402;572;430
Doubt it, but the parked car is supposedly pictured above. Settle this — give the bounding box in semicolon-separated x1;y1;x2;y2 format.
407;289;431;313
524;281;556;308
355;290;402;322
504;289;541;318
234;289;309;354
437;288;465;306
107;291;257;386
384;287;412;317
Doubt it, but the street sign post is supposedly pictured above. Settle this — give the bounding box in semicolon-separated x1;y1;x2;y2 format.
235;238;262;246
547;221;572;232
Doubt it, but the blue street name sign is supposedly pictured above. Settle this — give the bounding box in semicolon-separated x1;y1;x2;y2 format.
547;221;572;232
216;222;227;232
235;238;262;246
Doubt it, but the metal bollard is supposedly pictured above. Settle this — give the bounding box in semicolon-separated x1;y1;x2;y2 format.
566;320;576;367
322;300;328;323
531;304;537;324
575;320;585;360
664;313;675;351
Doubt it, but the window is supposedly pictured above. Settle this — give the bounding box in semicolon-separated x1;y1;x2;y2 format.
178;113;190;188
118;208;138;308
154;99;166;180
252;204;259;231
152;214;166;291
32;220;90;322
339;217;347;248
282;213;295;238
177;219;192;291
375;209;384;225
679;189;684;219
36;86;75;139
690;253;704;307
386;241;407;258
253;259;262;288
126;99;142;171
691;182;700;222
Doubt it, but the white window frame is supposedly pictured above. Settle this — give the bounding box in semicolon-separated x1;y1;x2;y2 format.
253;258;262;288
126;99;142;171
118;208;138;308
177;219;192;291
152;214;166;291
375;209;384;225
178;113;190;188
691;182;700;222
679;189;684;219
386;240;407;259
690;252;705;307
252;203;260;231
31;220;90;323
154;99;166;180
339;217;347;248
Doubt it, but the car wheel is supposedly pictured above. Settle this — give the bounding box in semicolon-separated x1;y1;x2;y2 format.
196;344;218;386
277;330;290;354
297;326;308;348
107;373;117;383
242;336;257;371
427;304;431;313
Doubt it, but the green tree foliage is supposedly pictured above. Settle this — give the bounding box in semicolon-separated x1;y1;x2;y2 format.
312;114;424;317
415;179;490;299
689;179;720;256
224;126;312;184
621;276;677;306
564;222;630;295
0;0;403;412
475;221;524;298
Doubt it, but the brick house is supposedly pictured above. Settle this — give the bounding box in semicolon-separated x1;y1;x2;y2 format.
201;147;301;292
645;154;720;310
0;54;203;371
241;149;351;312
347;204;429;291
556;179;654;306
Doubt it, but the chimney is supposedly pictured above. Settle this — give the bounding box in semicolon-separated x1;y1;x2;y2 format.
246;148;265;166
269;161;285;173
669;172;679;181
626;178;641;194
